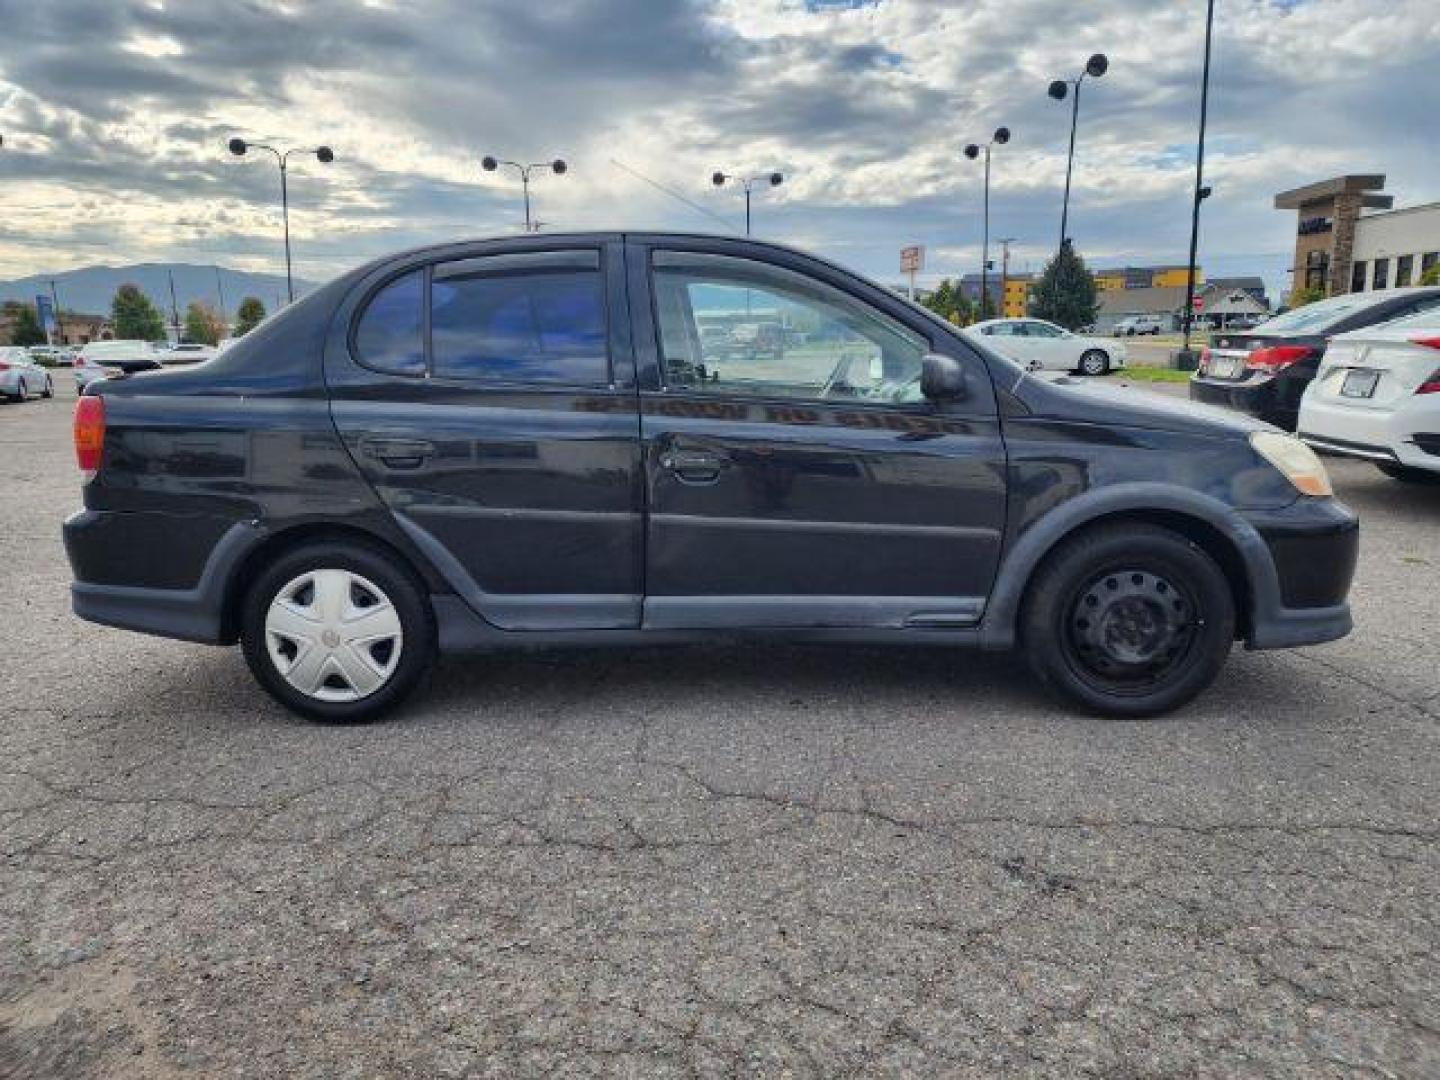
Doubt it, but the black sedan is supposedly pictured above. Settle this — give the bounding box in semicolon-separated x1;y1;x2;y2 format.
1190;286;1440;430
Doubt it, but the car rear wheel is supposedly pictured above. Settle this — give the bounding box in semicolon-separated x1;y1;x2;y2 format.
1021;523;1235;717
240;540;435;722
1376;463;1440;485
41;376;53;399
9;379;26;403
1078;350;1109;376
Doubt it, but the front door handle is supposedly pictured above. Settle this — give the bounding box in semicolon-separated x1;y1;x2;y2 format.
660;448;724;482
361;437;435;470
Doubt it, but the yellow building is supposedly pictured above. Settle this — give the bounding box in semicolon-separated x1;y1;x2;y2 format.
1095;266;1202;291
1002;275;1033;318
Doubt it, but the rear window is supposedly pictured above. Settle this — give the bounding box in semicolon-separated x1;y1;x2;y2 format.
1368;305;1440;332
1255;294;1379;334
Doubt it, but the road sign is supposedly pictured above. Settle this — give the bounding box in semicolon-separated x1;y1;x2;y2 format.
1191;294;1204;312
900;245;925;273
35;294;57;337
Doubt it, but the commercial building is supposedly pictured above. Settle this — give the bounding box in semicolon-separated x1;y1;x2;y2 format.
958;272;1035;319
1276;174;1440;298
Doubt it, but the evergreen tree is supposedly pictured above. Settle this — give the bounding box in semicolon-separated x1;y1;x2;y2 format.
235;296;267;337
183;300;224;346
11;304;46;347
111;284;166;341
1030;242;1101;330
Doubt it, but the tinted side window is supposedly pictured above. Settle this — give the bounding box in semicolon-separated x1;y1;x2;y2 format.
354;270;425;375
431;265;607;385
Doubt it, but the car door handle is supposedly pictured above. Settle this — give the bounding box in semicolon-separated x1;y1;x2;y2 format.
660;449;724;481
360;437;435;470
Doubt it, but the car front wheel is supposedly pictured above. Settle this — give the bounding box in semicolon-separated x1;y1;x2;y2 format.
1021;523;1235;717
240;540;435;722
1078;350;1109;376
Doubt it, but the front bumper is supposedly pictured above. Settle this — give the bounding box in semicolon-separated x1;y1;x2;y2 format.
1242;496;1358;649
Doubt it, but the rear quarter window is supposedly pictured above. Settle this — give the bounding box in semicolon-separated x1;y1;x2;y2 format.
353;270;425;376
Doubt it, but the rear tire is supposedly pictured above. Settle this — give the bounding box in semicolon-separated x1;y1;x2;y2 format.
1020;523;1235;718
9;379;26;403
1376;463;1440;485
240;540;435;722
1078;350;1109;376
41;376;53;399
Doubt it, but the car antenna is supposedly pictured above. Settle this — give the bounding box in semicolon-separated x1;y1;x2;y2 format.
609;159;742;234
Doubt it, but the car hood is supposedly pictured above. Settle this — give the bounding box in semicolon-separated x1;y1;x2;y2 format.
1010;371;1275;438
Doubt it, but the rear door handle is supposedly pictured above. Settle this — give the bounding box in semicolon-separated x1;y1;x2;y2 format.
660;448;725;481
361;437;435;470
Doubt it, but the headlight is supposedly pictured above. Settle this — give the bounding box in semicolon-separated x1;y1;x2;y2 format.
1250;431;1332;497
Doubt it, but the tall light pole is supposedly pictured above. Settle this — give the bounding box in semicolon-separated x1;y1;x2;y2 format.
1048;53;1109;257
964;127;1011;320
711;171;784;235
228;138;334;304
1179;0;1216;369
482;157;568;232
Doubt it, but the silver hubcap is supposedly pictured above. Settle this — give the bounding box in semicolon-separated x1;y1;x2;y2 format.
264;569;403;702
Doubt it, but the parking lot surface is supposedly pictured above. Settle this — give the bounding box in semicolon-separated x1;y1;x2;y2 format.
3;380;1438;1078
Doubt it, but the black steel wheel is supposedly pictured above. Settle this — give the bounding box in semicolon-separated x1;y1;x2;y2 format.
1021;523;1235;717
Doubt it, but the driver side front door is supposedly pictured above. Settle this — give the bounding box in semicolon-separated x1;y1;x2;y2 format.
636;244;1007;630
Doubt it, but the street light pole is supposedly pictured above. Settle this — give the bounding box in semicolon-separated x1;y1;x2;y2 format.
481;157;569;232
228;138;334;304
711;171;784;236
1180;0;1216;367
1048;54;1109;257
964;127;1011;320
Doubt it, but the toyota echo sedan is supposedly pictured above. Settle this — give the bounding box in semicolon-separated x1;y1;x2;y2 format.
64;233;1359;722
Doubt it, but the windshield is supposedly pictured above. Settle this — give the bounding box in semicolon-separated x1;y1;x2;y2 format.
1253;294;1376;334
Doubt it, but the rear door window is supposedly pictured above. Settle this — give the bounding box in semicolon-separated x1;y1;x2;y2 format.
431;252;608;385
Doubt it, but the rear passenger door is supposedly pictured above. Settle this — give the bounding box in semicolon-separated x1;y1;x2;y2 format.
324;239;644;630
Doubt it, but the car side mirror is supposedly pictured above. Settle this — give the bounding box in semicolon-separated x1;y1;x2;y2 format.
921;353;967;400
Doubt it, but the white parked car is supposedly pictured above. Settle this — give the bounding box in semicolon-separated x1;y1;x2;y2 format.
73;340;163;391
0;346;54;401
1114;315;1167;336
160;342;218;365
1298;308;1440;484
967;318;1127;376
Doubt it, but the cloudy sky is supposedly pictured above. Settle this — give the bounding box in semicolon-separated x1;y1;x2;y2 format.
2;0;1437;300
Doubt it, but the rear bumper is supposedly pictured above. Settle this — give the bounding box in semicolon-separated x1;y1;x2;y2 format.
1190;373;1288;425
1299;396;1440;474
64;510;263;644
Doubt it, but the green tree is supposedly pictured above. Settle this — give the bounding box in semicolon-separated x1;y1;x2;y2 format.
1290;283;1326;308
234;296;267;337
183;300;224;346
10;303;46;347
1420;263;1440;287
1030;242;1101;330
111;284;166;341
919;277;975;326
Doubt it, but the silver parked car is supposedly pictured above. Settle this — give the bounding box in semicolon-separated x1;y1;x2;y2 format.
0;346;53;401
73;340;162;392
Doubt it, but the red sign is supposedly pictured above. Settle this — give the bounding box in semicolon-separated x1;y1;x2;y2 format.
1192;295;1204;312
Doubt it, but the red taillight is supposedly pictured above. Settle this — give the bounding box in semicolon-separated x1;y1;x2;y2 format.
1411;335;1440;351
74;396;105;475
1416;369;1440;395
0;362;10;372
1247;344;1313;371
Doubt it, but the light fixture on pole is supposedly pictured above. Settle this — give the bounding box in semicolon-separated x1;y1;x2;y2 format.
963;127;1011;321
711;170;784;235
1048;53;1108;256
228;138;334;304
481;157;568;233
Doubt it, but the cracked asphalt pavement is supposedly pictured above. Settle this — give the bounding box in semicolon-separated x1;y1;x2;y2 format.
3;379;1438;1077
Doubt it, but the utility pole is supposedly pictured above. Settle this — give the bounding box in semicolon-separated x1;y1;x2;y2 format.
1179;0;1216;369
167;270;181;343
214;266;228;329
49;280;65;346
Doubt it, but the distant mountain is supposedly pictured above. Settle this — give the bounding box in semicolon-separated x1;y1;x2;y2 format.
0;263;317;319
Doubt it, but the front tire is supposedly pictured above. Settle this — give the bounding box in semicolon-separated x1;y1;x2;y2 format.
1021;523;1235;717
9;379;26;403
240;540;435;722
1078;350;1109;377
